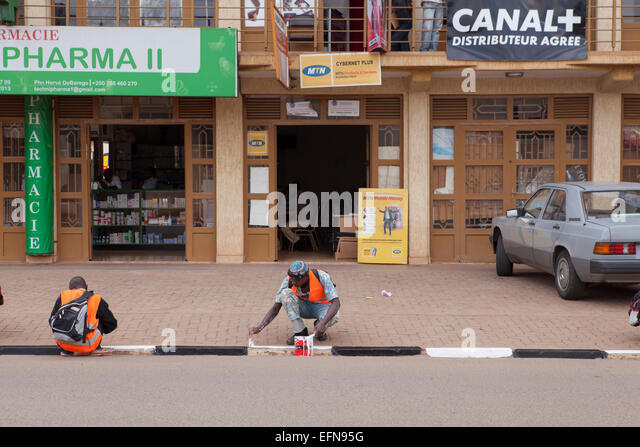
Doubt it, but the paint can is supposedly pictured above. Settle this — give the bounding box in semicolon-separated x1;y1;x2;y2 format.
294;333;314;357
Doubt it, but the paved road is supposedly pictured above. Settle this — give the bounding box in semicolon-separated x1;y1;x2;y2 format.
1;356;639;427
0;262;639;349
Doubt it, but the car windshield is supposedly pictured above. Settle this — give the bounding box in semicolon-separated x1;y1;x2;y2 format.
582;190;640;220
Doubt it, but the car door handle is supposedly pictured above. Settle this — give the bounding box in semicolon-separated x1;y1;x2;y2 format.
553;225;561;230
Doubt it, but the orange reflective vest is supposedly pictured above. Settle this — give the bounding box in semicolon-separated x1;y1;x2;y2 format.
56;289;103;354
291;270;330;304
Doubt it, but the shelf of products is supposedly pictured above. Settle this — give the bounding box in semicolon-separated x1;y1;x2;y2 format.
92;189;186;247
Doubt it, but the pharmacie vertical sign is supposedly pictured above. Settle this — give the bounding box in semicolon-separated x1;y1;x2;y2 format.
446;0;587;60
24;96;54;255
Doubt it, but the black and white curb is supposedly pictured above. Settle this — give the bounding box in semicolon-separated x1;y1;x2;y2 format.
1;345;640;358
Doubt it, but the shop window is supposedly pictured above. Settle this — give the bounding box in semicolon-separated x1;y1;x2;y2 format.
60;164;82;193
99;97;134;119
193;199;214;227
513;98;548;120
516;130;555;160
192;125;214;159
516;166;555;194
192;165;214;194
3;198;24;227
3;162;24;192
472;98;507;120
465;131;503;160
139;97;173;119
58;125;82;158
432;200;454;229
566;125;589;159
623;126;640;160
465;200;502;229
465;166;503;194
378;165;400;189
566;165;589;182
61;199;82;227
623;166;640;182
378;125;400;160
2;123;24;157
432;166;454;195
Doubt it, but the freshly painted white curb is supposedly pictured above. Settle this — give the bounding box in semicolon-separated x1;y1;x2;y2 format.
426;348;513;359
103;345;156;354
605;350;640;355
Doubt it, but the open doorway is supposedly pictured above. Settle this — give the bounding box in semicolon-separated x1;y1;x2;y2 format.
277;125;368;262
90;125;186;261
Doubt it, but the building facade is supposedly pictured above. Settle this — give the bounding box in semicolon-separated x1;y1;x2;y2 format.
1;0;639;264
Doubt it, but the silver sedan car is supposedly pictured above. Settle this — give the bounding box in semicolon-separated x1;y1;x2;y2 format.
490;183;640;299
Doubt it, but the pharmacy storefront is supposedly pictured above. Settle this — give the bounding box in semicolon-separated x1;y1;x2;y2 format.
0;26;237;262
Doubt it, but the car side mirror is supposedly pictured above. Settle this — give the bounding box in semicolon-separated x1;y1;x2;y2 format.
506;208;522;218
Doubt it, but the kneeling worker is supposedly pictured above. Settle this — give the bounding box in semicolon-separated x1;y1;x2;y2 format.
251;261;340;345
49;276;118;356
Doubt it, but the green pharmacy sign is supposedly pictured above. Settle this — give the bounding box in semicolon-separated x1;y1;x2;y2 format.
24;95;53;255
0;27;237;97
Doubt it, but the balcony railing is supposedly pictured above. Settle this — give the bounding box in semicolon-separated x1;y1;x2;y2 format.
14;1;640;53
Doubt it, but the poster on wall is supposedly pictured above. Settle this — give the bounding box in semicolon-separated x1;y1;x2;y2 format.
271;4;290;89
366;0;388;52
245;0;265;27
247;129;269;156
446;0;588;60
277;0;315;25
357;188;408;264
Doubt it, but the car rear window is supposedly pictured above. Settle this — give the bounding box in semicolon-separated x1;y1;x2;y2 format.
582;190;640;220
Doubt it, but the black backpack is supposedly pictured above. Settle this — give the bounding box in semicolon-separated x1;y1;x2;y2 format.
49;290;95;343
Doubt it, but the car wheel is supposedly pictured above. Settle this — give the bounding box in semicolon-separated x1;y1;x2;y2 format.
496;235;513;277
554;251;585;300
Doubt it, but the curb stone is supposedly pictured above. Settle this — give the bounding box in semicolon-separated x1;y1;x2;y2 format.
0;346;633;358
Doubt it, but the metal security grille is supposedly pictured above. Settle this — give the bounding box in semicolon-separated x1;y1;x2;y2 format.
57;97;94;119
178;98;215;120
245;97;282;121
365;97;402;120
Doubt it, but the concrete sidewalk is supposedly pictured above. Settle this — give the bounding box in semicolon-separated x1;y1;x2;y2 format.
1;262;639;350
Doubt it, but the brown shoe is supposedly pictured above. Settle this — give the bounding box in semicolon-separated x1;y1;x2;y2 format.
89;348;112;356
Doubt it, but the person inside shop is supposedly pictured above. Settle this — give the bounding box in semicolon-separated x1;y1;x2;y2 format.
49;276;118;356
141;167;159;190
250;261;340;345
98;168;122;190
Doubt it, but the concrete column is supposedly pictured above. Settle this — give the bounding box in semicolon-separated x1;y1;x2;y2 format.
215;96;245;263
407;89;430;264
592;92;622;183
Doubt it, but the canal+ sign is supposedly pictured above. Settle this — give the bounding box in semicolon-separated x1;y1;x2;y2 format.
446;0;587;61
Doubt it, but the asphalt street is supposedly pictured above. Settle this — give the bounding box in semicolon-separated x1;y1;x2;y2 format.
2;356;639;427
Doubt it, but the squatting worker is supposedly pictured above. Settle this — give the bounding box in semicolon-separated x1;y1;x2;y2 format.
50;276;118;356
251;261;340;345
